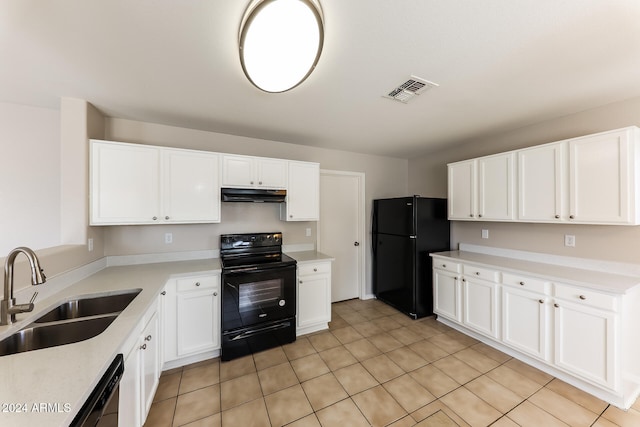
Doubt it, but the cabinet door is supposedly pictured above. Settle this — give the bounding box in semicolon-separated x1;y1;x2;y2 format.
176;286;220;356
163;150;220;223
433;269;461;322
518;142;564;222
297;273;331;328
140;311;160;423
478;153;514;220
257;158;287;188
222;154;254;187
502;286;548;360
462;277;499;338
119;343;142;427
448;160;476;219
554;301;617;389
569;129;632;224
284;161;319;221
90;140;160;224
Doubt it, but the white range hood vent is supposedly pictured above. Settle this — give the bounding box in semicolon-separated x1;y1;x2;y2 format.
384;76;438;103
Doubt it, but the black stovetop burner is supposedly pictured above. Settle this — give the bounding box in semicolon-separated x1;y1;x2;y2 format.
220;232;296;271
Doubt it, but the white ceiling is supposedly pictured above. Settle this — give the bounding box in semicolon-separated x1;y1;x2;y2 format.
2;0;640;158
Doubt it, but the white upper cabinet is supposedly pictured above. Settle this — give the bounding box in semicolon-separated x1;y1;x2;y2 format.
568;129;635;224
448;153;514;221
450;126;640;225
91;140;161;224
518;141;565;222
448;160;476;220
478;153;515;220
221;154;287;189
163;149;220;223
90;140;221;225
281;161;320;221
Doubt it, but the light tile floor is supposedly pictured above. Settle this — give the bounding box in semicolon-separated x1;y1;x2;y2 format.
143;298;640;427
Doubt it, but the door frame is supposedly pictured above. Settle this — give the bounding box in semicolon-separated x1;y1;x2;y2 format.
318;169;366;300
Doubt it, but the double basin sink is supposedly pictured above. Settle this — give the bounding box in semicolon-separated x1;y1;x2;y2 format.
0;289;141;357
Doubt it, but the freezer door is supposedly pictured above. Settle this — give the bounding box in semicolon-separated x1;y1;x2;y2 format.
373;197;415;236
373;233;416;316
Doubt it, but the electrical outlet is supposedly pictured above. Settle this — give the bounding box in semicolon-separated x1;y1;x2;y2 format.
564;234;575;247
165;233;173;244
481;229;489;239
87;238;94;252
306;228;311;237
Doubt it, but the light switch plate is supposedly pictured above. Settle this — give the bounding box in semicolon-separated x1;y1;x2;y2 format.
564;234;575;247
481;229;489;239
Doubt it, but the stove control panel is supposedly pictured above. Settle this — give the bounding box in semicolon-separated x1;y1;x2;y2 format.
220;232;283;250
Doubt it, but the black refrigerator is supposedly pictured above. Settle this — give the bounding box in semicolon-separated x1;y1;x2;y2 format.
372;196;450;319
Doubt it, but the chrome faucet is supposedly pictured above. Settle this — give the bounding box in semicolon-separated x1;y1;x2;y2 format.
1;247;46;325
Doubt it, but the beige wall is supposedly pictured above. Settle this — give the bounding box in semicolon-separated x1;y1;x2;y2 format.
0;102;61;254
408;96;640;263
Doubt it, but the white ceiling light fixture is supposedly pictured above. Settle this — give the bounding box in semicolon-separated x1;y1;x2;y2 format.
239;0;324;93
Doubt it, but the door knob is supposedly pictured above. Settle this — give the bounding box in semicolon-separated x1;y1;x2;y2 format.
354;242;360;246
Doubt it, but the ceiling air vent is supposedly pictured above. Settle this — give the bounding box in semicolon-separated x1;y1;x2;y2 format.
384;76;438;103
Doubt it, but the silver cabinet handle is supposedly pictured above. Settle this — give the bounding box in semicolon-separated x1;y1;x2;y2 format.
195;282;201;287
152;216;158;220
213;292;218;296
442;264;446;268
469;214;474;217
290;214;293;218
478;214;482;218
259;181;263;185
569;215;575;219
555;215;560;219
250;181;254;185
475;272;480;275
145;335;152;341
313;268;318;272
519;281;525;286
554;303;560;308
161;291;166;295
140;343;147;350
579;295;586;300
299;280;303;284
538;299;544;304
165;216;170;220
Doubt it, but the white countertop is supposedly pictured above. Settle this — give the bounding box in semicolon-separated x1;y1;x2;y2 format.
287;251;334;264
431;250;640;294
0;258;220;427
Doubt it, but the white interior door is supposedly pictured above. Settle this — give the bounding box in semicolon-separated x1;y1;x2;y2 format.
319;170;364;302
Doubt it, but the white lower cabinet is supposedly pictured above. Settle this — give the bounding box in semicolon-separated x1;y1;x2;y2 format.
501;273;550;361
163;274;221;367
553;285;618;390
461;265;500;339
433;262;461;322
431;253;640;409
297;261;332;335
119;299;161;427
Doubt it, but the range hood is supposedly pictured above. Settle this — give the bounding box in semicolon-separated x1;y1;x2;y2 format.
221;188;286;203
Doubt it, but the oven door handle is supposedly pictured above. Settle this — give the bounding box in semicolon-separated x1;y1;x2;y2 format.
229;321;291;341
226;266;259;273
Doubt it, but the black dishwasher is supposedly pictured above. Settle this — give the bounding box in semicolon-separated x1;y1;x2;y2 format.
70;354;123;427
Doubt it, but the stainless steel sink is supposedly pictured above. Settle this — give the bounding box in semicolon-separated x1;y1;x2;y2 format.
0;315;117;356
34;289;141;323
0;289;142;357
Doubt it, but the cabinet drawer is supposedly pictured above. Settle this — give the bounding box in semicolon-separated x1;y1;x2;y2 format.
298;262;331;276
554;283;618;311
463;264;499;283
433;258;460;274
176;276;219;293
502;272;549;294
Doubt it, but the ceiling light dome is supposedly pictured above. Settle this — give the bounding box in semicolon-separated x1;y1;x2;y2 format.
239;0;324;93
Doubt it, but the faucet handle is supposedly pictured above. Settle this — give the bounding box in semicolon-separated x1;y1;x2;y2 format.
29;291;38;304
